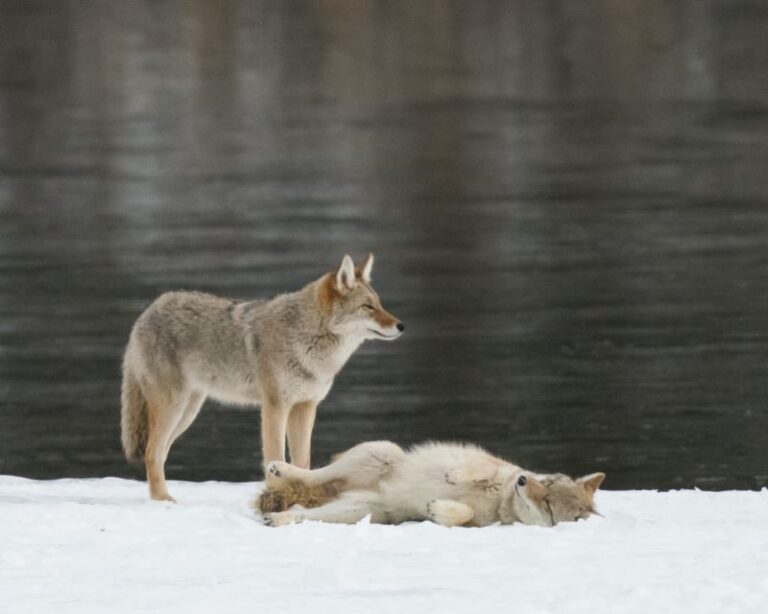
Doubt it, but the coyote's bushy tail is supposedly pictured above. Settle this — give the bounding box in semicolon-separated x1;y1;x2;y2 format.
120;365;148;463
255;480;343;514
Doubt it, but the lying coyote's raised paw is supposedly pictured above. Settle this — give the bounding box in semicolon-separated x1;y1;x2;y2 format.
267;461;283;478
444;468;498;491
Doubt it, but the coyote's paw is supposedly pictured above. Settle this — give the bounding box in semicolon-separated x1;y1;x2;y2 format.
444;468;476;485
444;469;496;491
426;499;474;527
426;499;443;519
263;511;295;527
255;489;287;514
266;461;297;484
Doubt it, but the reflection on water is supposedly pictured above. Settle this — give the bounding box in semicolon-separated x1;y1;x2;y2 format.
1;1;767;489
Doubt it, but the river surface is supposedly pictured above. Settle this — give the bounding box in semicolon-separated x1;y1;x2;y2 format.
1;1;767;489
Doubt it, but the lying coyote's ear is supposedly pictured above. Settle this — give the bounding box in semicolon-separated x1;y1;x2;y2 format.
577;472;606;494
361;252;374;283
336;254;356;291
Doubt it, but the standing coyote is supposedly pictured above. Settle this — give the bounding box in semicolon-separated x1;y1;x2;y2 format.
121;254;403;501
257;441;605;528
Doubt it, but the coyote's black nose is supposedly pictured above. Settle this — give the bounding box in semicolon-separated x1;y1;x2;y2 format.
396;323;405;332
517;475;527;487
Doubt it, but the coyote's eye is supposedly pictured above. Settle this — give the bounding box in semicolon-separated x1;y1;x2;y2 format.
362;304;375;311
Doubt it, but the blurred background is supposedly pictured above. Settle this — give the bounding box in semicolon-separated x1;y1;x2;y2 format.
1;1;767;489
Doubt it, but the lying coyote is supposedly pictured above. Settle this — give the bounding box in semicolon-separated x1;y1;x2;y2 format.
257;441;605;528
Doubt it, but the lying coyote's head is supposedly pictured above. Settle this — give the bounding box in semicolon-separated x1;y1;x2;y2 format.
318;253;404;341
500;471;605;527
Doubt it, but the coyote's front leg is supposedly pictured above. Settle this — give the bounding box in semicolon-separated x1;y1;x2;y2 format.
261;399;289;479
286;400;317;469
444;457;502;491
426;499;475;527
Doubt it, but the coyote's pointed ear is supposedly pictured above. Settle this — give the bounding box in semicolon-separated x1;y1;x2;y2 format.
525;477;547;504
361;252;374;283
577;472;606;494
336;254;356;292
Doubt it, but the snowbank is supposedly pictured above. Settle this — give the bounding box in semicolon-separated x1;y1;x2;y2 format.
1;476;767;614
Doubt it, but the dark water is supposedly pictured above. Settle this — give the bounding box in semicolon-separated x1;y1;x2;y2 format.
1;1;767;490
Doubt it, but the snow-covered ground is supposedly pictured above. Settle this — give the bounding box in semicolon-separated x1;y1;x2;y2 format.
1;476;767;614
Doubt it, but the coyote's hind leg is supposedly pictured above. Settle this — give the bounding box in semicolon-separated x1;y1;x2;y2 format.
145;390;190;502
267;440;404;490
264;491;378;527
